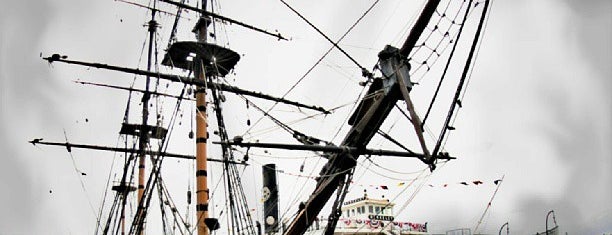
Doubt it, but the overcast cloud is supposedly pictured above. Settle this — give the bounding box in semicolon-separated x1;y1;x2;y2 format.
1;0;610;234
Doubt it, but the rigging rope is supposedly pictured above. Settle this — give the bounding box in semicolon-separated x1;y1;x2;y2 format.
406;0;480;84
442;2;493;155
62;130;103;232
473;174;504;233
208;60;256;234
244;97;362;140
244;0;381;135
129;66;191;234
408;0;460;59
421;0;473;127
278;0;373;78
166;0;187;48
94;133;124;235
440;0;494;153
433;0;490;157
376;129;414;154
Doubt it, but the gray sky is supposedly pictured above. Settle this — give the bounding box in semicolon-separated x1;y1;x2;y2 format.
1;0;610;234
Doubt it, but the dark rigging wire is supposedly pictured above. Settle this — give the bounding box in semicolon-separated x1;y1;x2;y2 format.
62;130;103;232
376;129;414;154
278;0;373;78
433;0;491;157
244;0;382;135
421;0;473;127
101;23;150;231
166;0;187;48
407;0;469;82
441;0;494;151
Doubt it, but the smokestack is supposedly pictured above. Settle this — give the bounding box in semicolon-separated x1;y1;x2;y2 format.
262;164;279;234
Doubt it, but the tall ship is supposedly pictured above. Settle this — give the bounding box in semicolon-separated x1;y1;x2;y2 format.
32;0;493;234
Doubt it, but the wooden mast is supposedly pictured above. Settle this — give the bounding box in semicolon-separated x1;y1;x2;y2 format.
195;1;210;235
135;1;158;234
283;0;443;233
195;69;210;235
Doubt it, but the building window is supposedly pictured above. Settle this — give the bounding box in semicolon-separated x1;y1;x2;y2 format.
381;207;386;215
368;205;373;213
375;206;380;214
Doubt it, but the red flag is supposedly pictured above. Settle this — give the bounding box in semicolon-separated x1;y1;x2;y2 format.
380;185;388;190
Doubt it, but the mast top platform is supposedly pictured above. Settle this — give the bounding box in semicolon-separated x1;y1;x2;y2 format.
111;181;137;194
120;123;168;139
161;41;240;77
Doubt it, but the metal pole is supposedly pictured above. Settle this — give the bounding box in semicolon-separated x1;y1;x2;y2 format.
546;210;556;235
499;222;508;235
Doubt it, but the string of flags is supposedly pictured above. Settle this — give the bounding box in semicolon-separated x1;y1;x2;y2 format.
340;219;427;232
261;160;504;191
433;179;503;188
364;179;504;190
272;167;503;190
270;167;422;182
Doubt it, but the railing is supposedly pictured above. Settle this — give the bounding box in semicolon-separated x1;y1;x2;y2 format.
305;217;427;233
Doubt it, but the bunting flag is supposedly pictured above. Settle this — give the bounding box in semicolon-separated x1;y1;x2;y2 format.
369;219;380;228
338;219;427;232
267;166;502;190
347;179;504;190
344;219;351;226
